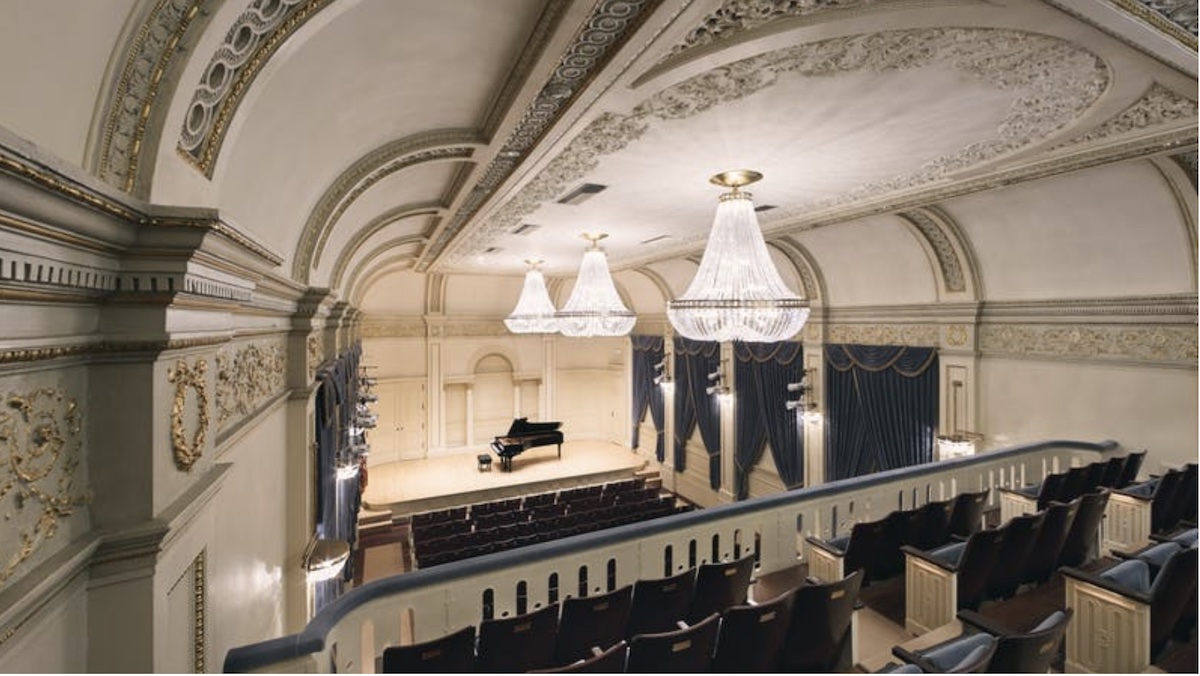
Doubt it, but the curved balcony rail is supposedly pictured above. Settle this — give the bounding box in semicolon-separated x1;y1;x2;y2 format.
225;438;1119;673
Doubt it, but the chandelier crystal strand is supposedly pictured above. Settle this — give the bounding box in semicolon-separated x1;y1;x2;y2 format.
557;234;636;337
667;171;809;342
504;261;560;334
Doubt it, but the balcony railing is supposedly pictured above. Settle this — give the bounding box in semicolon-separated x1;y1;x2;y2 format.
224;438;1118;673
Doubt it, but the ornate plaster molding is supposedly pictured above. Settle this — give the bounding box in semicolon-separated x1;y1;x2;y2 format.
665;0;888;59
167;358;209;471
1125;0;1199;39
419;0;661;270
444;27;1109;268
898;209;968;294
96;0;207;193
1171;150;1198;189
0;336;231;367
359;320;427;340
177;0;336;176
215;341;285;427
1058;83;1197;148
826;323;940;346
306;333;323;380
979;323;1197;365
0;387;89;588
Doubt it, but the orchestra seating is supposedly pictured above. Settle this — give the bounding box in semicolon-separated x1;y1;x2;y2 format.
409;476;692;569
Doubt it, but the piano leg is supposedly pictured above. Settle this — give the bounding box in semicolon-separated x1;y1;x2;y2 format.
557;443;561;459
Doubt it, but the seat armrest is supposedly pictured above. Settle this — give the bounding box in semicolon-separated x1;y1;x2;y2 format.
806;535;847;556
956;609;1013;638
901;545;958;573
1111;487;1155;502
1059;566;1153;604
891;646;939;673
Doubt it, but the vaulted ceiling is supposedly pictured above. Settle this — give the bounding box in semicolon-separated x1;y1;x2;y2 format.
0;0;1195;317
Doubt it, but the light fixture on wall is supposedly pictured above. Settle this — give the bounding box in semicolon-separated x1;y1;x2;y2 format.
667;170;810;343
705;368;730;398
786;369;821;423
303;537;349;584
504;260;560;334
556;233;636;337
653;359;673;388
937;379;981;458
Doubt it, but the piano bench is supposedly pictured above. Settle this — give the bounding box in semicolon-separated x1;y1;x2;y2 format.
477;454;493;472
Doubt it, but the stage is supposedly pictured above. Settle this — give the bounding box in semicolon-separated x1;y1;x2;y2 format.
362;440;649;518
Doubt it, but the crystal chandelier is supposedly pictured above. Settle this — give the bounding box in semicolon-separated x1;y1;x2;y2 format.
668;170;810;343
556;234;636;337
504;260;560;334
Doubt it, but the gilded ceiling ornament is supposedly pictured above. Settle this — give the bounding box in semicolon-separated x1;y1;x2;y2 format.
446;28;1109;269
0;387;89;588
167;358;210;471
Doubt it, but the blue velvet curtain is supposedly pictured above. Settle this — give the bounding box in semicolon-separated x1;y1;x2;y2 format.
825;344;938;481
630;335;666;461
674;337;721;486
733;341;805;499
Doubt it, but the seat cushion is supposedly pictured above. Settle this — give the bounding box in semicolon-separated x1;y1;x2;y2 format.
1171;528;1198;548
929;541;966;566
1138;542;1183;569
1030;610;1066;633
1101;559;1150;592
879;662;924;673
827;535;851;552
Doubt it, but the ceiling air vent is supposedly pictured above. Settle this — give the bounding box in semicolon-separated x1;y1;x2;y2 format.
484;246;502;254
512;223;541;236
754;204;777;213
557;183;607;205
640;234;672;245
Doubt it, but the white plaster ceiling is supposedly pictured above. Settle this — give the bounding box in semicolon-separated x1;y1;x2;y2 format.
0;0;1195;311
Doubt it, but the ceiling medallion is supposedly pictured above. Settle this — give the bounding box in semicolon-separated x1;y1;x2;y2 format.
668;171;809;343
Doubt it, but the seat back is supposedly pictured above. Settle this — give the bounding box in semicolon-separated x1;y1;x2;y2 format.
986;511;1045;600
1149;468;1186;534
955;528;1005;612
1116;450;1146;488
1149;545;1199;657
1058;490;1109;568
909;499;956;551
1035;472;1067;511
782;569;863;672
688;554;755;624
627;568;696;637
990;608;1073;673
841;517;887;583
1020;497;1080;585
626;612;720;673
1097;456;1126;488
381;624;475;673
531;641;629;673
555;585;633;665
711;587;796;672
475;603;560;672
1058;466;1091;503
1157;464;1196;533
949;489;990;538
869;510;911;582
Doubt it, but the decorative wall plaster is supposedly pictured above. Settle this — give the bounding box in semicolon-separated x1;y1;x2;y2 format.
0;336;229;367
419;0;660;270
1060;83;1197;148
945;324;969;347
827;323;940;346
0;387;89;587
215;342;284;426
899;210;967;293
666;0;885;57
97;0;205;193
167;358;209;471
1171;151;1198;188
444;28;1108;268
178;0;335;176
980;323;1197;364
359;321;428;339
1130;0;1199;37
306;333;324;379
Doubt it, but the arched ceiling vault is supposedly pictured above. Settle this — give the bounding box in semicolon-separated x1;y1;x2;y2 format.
2;0;1195;315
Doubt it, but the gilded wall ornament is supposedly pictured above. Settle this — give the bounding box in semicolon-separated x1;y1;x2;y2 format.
0;388;89;588
215;343;285;426
167;359;209;471
945;324;969;347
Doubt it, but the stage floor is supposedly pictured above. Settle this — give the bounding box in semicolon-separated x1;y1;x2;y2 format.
362;440;648;517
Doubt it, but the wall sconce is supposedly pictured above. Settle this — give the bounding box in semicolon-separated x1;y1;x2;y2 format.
705;368;729;397
653;359;673;387
786;370;821;423
937;379;981;458
303;536;349;585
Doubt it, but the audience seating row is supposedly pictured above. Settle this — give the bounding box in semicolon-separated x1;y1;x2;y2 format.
1000;451;1144;515
903;489;1109;635
878;608;1073;674
381;556;865;673
410;478;649;529
806;488;989;586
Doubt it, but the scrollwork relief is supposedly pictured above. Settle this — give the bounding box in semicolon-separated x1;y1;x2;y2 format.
827;323;939;346
1060;83;1197;148
215;343;285;426
980;323;1197;364
0;387;89;587
307;334;324;380
167;359;209;471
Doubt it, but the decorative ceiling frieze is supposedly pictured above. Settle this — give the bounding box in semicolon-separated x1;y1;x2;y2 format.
443;27;1109;270
898;208;970;295
1057;82;1197;149
1171;150;1198;188
1128;0;1199;38
417;0;663;272
95;0;209;195
177;0;335;177
664;0;888;59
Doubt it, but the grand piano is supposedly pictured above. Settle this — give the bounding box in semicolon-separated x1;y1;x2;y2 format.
490;417;563;472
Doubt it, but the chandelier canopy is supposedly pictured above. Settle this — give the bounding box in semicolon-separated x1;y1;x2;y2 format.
667;170;810;343
557;234;636;338
504;260;560;334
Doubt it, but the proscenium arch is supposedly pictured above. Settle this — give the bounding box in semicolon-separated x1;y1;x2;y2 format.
329;210;442;291
292;129;483;282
